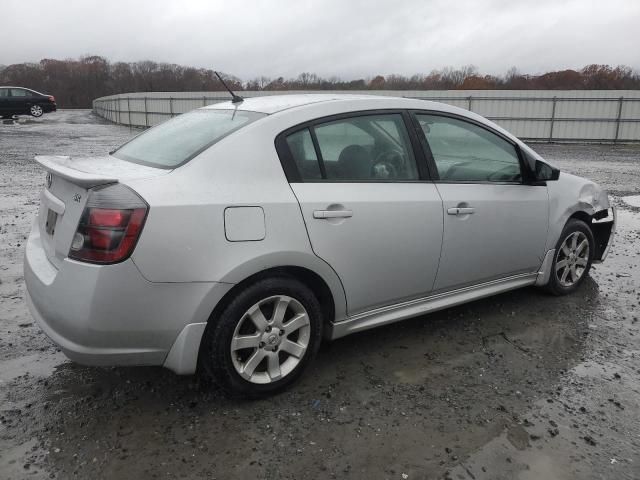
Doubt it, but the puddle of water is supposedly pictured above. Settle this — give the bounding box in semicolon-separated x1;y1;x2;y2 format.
448;430;573;480
571;360;623;379
0;438;46;480
0;352;66;384
622;195;640;208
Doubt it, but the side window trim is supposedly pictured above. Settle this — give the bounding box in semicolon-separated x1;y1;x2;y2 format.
274;109;432;183
274;128;303;182
308;126;327;179
409;110;530;185
402;110;433;181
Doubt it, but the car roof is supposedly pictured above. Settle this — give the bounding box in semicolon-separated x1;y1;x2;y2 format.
204;93;479;119
205;93;533;154
204;93;414;115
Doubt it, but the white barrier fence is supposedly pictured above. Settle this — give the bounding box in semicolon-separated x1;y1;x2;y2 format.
93;90;640;142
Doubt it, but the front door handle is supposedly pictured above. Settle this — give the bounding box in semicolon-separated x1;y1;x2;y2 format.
447;207;475;215
313;209;353;219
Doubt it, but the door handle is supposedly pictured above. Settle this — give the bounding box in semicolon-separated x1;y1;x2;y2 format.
313;209;353;219
447;207;475;215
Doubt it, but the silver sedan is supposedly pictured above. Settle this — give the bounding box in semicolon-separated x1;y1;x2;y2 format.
24;94;615;396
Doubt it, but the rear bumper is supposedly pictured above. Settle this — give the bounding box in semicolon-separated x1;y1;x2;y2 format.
24;223;231;371
25;288;164;365
44;104;57;113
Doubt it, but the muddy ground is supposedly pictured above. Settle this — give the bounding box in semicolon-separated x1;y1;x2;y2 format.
1;110;639;480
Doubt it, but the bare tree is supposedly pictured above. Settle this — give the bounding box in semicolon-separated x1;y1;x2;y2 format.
1;56;638;108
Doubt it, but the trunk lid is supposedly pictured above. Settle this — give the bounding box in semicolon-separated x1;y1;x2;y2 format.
34;155;167;268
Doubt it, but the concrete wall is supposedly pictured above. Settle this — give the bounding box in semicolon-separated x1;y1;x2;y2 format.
93;90;640;142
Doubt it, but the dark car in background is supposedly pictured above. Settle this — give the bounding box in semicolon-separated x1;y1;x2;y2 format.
0;86;56;118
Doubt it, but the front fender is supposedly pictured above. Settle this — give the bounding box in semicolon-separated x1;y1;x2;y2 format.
546;173;613;254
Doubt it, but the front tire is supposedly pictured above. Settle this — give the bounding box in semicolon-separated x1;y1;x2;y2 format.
545;219;594;295
30;105;44;117
199;276;323;397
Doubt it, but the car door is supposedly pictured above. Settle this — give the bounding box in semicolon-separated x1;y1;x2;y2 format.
0;88;9;113
413;112;549;292
8;88;29;114
277;111;444;316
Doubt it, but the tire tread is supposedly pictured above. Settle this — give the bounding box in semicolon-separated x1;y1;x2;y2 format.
199;276;323;398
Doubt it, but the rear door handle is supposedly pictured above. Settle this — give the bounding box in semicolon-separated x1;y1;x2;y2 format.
313;209;353;219
447;207;475;215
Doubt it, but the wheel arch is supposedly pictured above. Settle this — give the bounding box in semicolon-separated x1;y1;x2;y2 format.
191;265;338;376
163;260;344;376
565;209;613;261
207;265;338;333
567;210;592;226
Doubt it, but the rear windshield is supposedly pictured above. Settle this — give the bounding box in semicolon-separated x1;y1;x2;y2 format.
112;109;265;168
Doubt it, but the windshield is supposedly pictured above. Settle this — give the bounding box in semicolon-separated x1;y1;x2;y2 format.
112;109;265;168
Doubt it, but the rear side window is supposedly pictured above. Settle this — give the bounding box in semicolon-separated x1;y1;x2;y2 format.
417;114;522;182
10;89;28;97
284;113;419;182
315;121;375;165
113;109;265;168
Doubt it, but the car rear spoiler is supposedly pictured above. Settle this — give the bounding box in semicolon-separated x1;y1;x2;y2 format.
35;156;118;188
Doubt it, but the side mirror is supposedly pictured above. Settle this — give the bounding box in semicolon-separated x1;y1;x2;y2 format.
535;160;560;181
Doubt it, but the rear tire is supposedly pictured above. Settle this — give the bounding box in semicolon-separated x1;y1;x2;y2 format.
545;219;594;296
30;105;44;117
199;276;323;397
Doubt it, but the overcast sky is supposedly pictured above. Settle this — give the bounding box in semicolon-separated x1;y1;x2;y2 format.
2;0;639;80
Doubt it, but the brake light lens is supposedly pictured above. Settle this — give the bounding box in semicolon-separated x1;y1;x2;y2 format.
69;184;148;264
48;95;56;103
89;208;128;227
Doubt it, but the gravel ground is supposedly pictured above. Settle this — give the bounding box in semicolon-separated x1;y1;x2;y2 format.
1;110;639;480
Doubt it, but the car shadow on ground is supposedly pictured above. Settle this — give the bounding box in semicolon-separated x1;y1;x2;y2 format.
46;281;596;401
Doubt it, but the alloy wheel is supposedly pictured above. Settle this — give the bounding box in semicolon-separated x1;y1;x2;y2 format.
230;295;311;384
30;105;43;117
555;231;590;287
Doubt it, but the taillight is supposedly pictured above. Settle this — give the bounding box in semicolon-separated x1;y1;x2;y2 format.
69;184;148;264
48;95;56;103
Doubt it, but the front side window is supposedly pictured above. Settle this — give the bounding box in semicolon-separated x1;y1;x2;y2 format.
113;109;265;168
417;114;522;182
0;88;9;98
286;113;419;181
10;89;28;97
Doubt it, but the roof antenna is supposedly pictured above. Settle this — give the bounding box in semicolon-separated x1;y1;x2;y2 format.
214;71;243;103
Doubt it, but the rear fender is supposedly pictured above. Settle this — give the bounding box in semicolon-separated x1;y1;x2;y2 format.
216;250;348;322
162;252;347;375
